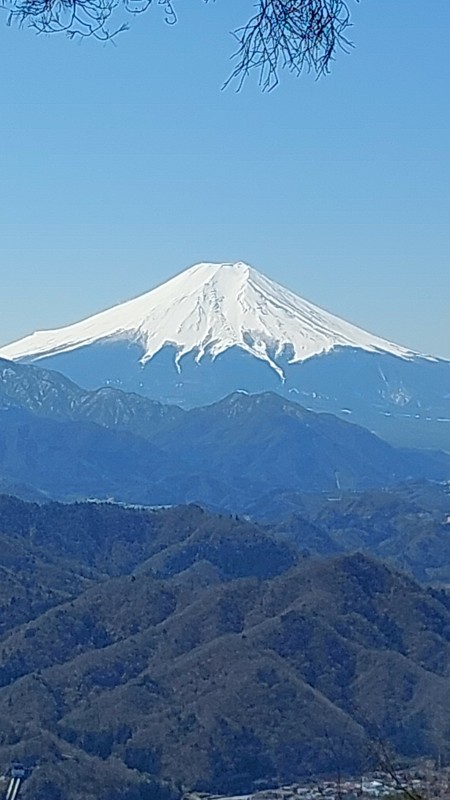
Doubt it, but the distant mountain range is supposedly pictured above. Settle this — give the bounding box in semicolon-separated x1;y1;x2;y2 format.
2;356;449;585
1;261;449;450
2;498;450;800
1;358;448;510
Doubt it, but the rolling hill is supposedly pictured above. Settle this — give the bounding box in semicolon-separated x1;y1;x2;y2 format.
1;499;450;798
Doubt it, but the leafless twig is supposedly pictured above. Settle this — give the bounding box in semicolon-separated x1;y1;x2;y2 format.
1;0;358;90
225;0;358;91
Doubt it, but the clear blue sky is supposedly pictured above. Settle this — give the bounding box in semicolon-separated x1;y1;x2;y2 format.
0;0;449;358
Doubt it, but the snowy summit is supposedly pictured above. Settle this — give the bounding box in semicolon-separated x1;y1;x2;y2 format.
0;261;417;378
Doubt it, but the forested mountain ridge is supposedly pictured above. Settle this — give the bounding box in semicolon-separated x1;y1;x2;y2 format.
270;481;450;583
0;357;183;439
1;498;450;799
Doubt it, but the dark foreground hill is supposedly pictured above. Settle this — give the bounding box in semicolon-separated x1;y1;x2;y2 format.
1;498;450;799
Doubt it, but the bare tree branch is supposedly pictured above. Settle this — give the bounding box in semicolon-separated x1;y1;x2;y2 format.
225;1;358;91
370;737;425;800
3;0;175;40
1;0;359;89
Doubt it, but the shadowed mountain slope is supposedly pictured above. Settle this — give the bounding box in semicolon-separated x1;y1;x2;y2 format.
150;391;450;493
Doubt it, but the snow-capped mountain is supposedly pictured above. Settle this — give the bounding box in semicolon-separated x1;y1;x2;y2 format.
0;261;416;372
1;261;449;451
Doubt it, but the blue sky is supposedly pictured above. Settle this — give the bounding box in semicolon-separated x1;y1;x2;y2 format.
0;0;449;358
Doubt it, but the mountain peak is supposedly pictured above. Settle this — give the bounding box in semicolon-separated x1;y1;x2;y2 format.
0;260;419;377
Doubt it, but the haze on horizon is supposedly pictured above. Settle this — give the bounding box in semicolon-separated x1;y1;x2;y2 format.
0;0;449;359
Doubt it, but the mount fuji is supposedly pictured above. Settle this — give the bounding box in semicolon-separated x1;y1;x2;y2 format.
1;261;449;450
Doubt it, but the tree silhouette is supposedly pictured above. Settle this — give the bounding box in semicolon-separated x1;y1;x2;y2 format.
3;0;358;90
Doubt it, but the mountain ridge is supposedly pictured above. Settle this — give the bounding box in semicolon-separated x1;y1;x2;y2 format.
1;359;448;509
